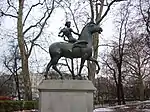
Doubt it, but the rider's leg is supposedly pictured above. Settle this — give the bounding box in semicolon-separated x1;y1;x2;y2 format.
68;37;77;43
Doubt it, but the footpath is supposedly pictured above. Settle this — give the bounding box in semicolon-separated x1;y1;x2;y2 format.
94;100;150;112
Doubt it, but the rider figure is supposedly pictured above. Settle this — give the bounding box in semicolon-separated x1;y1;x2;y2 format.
58;21;80;43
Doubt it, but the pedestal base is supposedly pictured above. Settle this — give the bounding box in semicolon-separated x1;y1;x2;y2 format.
38;80;96;112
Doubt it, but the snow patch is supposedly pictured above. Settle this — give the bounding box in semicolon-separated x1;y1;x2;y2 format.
94;108;114;112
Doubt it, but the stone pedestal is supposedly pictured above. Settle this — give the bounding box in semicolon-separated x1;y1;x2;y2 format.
38;80;96;112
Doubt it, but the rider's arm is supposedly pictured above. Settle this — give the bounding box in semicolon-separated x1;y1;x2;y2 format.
70;28;80;36
58;30;64;37
64;37;68;41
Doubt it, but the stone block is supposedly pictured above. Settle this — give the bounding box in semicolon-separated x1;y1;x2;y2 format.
38;80;96;112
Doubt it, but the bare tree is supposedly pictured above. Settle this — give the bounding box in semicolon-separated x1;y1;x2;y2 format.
88;0;127;83
0;0;62;100
122;0;150;100
139;0;150;36
3;45;21;100
124;33;150;100
137;0;150;49
101;1;131;104
101;0;150;103
1;39;22;100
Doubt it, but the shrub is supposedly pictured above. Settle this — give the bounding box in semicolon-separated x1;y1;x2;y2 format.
23;101;38;110
0;96;13;100
0;100;38;111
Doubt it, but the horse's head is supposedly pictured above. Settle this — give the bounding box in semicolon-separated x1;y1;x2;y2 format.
87;22;103;34
79;21;103;41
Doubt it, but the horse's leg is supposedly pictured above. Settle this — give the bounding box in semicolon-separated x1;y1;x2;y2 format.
78;58;86;79
45;55;63;79
45;60;52;79
52;65;63;79
71;59;75;80
50;55;64;79
88;57;100;74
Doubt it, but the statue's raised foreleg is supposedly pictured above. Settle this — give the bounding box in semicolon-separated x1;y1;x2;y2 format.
88;57;100;74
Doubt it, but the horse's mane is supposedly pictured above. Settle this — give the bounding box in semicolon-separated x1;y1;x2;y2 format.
79;21;95;40
80;22;90;35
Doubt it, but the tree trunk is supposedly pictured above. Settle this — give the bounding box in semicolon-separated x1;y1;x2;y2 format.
88;0;104;83
117;66;122;105
88;32;99;83
117;66;125;105
22;56;32;100
139;77;145;101
14;73;21;100
14;57;21;100
117;83;121;105
88;61;96;83
120;83;125;104
17;0;32;100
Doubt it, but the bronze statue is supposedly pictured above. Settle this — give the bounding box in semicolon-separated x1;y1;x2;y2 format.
58;21;88;52
58;21;79;43
45;21;103;80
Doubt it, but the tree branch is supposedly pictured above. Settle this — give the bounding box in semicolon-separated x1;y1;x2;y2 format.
0;11;17;18
28;1;55;56
89;0;94;22
96;0;126;25
23;1;44;25
7;0;18;13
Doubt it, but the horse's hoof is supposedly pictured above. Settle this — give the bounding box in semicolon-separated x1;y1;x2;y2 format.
79;77;82;80
60;77;63;80
44;77;48;80
72;76;76;80
44;75;48;80
78;76;82;80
